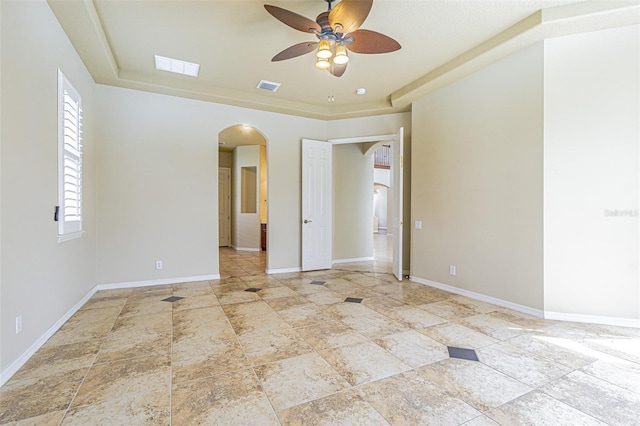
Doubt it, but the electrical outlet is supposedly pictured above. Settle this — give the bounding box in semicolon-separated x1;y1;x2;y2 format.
16;315;22;334
449;265;456;276
155;260;163;270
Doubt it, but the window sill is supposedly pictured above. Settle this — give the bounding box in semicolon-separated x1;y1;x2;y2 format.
58;231;84;243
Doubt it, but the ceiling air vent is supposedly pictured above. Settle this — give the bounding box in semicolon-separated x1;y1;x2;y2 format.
257;80;281;92
154;55;200;77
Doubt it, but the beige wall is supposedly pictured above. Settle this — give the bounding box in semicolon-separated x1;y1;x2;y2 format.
333;144;374;260
1;0;97;372
95;85;327;281
544;26;639;322
219;151;233;169
95;86;219;284
411;44;544;309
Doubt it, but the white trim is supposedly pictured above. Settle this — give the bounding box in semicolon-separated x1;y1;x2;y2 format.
97;274;221;290
267;267;301;274
57;230;84;243
234;247;260;252
544;311;640;328
409;276;544;318
0;286;97;387
332;257;375;264
410;276;640;328
328;134;396;144
57;69;84;238
218;167;231;248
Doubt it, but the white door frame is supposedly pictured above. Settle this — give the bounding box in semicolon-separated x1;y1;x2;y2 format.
391;128;404;281
327;130;404;280
218;167;231;247
301;139;333;271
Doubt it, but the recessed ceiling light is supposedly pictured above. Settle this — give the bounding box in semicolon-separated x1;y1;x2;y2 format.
256;80;281;92
154;55;200;77
356;88;366;95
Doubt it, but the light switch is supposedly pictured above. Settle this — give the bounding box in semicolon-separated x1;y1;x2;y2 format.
415;221;422;229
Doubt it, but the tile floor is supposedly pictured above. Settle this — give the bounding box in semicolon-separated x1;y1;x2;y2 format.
1;237;639;425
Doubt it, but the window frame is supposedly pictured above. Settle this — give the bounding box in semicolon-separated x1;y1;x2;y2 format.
57;69;84;242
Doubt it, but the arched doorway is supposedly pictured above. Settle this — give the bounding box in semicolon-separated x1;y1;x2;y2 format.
217;124;268;277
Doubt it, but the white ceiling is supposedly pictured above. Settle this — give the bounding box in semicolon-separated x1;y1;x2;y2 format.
49;0;639;120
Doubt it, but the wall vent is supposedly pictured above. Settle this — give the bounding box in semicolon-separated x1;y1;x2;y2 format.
256;80;281;92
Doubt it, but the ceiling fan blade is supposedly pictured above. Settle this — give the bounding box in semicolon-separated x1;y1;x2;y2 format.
329;62;348;77
346;29;401;54
264;5;321;34
272;42;318;62
329;0;373;35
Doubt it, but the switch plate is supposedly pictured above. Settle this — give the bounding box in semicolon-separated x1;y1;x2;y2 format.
415;221;422;229
155;260;163;270
449;265;456;276
16;315;22;334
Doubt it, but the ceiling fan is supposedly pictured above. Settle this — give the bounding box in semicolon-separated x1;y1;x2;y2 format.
264;0;401;77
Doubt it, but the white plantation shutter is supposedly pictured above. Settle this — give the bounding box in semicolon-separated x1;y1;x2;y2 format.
58;70;83;240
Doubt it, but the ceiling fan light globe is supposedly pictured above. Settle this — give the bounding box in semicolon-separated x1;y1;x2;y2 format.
333;45;349;64
316;39;333;59
315;58;331;69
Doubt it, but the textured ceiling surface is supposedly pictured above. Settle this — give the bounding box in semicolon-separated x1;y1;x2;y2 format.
49;0;639;119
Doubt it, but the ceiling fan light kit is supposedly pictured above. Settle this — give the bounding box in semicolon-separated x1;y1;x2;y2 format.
265;0;400;77
315;57;331;70
333;44;349;65
317;39;333;59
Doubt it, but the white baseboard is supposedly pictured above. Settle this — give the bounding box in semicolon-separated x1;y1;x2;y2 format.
97;274;221;290
234;247;260;252
410;276;639;328
267;267;301;274
544;311;640;328
332;257;374;264
409;276;544;318
1;273;224;387
0;286;98;387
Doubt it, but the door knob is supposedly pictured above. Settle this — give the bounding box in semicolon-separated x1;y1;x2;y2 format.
304;219;312;224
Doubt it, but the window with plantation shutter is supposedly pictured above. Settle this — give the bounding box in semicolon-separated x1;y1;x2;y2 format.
57;70;83;241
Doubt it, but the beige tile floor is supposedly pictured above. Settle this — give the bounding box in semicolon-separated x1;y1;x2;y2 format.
1;236;639;425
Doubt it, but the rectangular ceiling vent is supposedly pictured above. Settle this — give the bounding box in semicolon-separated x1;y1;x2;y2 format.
257;80;281;92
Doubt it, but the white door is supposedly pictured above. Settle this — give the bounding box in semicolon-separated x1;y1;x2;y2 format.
391;128;404;281
218;168;231;247
302;139;332;271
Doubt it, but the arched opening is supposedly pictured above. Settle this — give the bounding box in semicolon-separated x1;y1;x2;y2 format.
373;182;392;269
217;124;268;277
